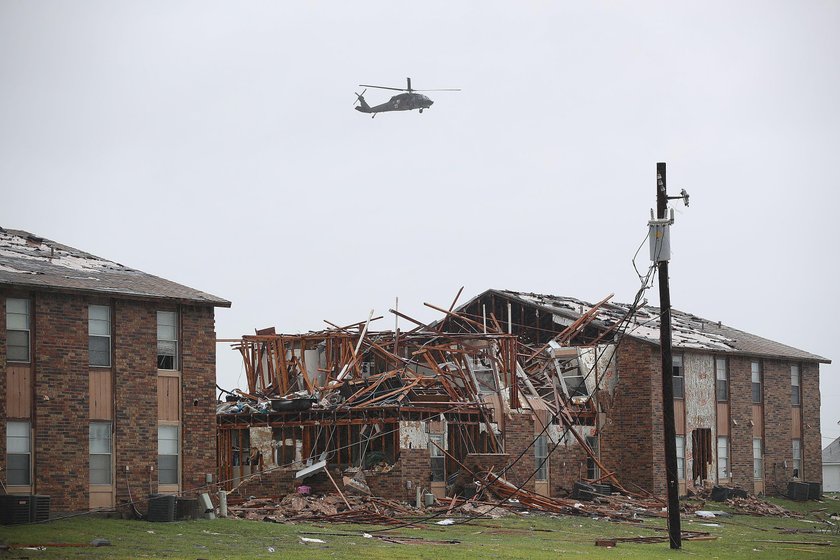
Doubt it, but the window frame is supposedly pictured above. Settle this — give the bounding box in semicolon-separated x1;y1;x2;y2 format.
6;420;32;486
534;434;548;482
715;357;729;402
791;365;801;406
585;435;600;480
89;421;113;485
429;433;445;483
753;438;764;480
6;298;31;363
751;361;762;404
156;311;179;371
792;439;802;479
675;435;686;481
158;424;180;486
672;354;685;399
717;435;730;480
88;304;111;368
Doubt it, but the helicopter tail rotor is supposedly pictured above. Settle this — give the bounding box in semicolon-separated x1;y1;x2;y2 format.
354;89;372;113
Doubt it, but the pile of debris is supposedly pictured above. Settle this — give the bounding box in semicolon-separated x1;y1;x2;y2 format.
725;496;796;518
228;493;417;525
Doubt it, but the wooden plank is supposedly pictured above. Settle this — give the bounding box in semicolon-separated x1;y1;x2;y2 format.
717;402;729;436
89;369;112;420
674;399;686;435
157;375;180;422
752;404;764;437
791;407;802;438
6;365;31;418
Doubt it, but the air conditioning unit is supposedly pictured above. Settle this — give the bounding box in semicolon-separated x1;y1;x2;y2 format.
147;494;176;522
30;495;50;522
0;495;32;525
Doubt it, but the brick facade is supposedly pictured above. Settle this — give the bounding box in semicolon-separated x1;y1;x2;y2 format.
601;337;658;495
1;291;219;513
729;357;754;489
180;305;218;494
802;362;822;484
763;359;792;494
502;411;537;493
33;293;89;511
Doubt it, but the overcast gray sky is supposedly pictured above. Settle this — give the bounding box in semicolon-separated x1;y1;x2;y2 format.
2;2;838;442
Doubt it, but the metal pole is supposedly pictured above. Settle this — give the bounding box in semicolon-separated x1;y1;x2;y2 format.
657;162;682;549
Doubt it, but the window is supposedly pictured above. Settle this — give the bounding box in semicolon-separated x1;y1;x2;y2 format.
753;438;763;479
751;361;762;404
715;357;728;402
6;421;31;485
791;365;801;406
158;425;179;485
535;435;548;481
90;422;112;484
89;305;111;367
586;435;600;480
157;311;178;370
6;298;30;362
562;366;588;398
672;355;684;399
792;439;802;478
429;433;445;482
717;436;729;479
675;435;686;481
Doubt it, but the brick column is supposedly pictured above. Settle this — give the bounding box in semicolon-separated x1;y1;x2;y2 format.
801;362;822;484
729;357;753;490
114;300;158;510
33;293;88;512
503;411;537;493
603;338;657;495
181;305;217;494
763;359;792;495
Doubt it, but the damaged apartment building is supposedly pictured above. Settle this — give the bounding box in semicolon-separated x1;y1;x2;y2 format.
218;289;828;502
0;228;229;512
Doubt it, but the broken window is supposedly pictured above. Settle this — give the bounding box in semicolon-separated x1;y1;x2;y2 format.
791;365;801;406
158;425;179;485
792;439;801;478
715;357;728;402
753;438;763;479
672;354;684;399
6;421;30;485
6;298;30;363
89;305;111;367
675;435;686;481
751;361;762;404
535;435;548;482
157;311;178;370
429;433;445;482
90;422;112;484
717;436;729;479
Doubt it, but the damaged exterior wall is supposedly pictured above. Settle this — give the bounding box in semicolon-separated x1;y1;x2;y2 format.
683;353;716;487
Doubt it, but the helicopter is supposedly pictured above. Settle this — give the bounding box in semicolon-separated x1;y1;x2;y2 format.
354;77;460;117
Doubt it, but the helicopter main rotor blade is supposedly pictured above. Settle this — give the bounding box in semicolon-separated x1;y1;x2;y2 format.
359;84;407;92
414;88;462;92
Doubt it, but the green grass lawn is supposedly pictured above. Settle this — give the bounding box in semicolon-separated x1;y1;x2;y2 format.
1;497;839;559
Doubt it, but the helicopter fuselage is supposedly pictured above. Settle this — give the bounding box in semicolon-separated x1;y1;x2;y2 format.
357;92;433;114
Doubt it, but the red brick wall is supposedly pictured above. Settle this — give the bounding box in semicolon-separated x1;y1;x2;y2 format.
181;305;217;494
763;359;792;494
33;293;89;511
729;357;754;489
602;338;658;495
802;362;822;484
502;411;536;493
549;439;589;495
113;300;159;509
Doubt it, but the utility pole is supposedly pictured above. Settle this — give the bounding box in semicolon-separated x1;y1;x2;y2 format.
655;162;682;549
